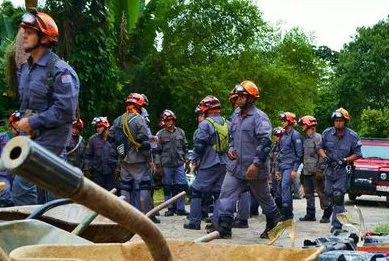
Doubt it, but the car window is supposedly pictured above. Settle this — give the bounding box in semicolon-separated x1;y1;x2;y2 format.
361;145;389;159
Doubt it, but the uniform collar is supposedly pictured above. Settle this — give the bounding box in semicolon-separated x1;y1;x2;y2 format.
330;127;348;137
166;126;177;133
285;127;294;134
35;50;54;66
207;113;220;117
240;105;256;118
245;105;256;115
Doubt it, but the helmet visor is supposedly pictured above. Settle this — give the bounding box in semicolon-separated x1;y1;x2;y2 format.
20;13;38;28
232;85;247;94
331;111;343;119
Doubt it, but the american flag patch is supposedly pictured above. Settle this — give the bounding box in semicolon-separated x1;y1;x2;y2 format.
61;74;72;84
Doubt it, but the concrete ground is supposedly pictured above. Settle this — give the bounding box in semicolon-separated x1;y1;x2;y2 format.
132;195;389;247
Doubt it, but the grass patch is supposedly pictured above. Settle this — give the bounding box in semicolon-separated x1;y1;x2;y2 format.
153;188;165;205
153;188;190;205
373;223;389;233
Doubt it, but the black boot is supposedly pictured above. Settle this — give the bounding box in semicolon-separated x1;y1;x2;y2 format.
150;216;161;224
300;208;316;221
183;222;201;230
260;212;281;239
299;214;316;221
176;209;190;216
164;209;175;217
320;207;333;223
232;219;249;228
217;216;233;239
280;207;293;221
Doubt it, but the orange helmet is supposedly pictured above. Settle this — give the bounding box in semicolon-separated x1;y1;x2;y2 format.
198;95;221;113
72;119;84;130
298;115;317;127
8;111;22;124
92;117;110;128
141;94;149;106
159;109;176;128
332;107;350;122
280;112;296;125
19;10;58;43
232;80;259;99
125;93;146;108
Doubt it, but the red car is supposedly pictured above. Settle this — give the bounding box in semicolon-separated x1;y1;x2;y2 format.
348;138;389;207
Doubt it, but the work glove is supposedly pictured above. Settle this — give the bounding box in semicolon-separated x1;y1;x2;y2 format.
334;158;348;170
83;169;91;178
155;164;163;176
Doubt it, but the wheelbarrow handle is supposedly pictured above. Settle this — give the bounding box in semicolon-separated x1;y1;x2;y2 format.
194;231;220;243
71;188;117;235
146;191;186;217
27;198;72;219
1;137;172;261
126;191;187;241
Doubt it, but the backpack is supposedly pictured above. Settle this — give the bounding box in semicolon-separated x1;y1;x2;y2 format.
205;117;228;153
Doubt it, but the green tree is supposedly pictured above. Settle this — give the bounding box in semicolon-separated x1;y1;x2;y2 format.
312;45;339;132
0;1;24;120
334;17;389;130
45;0;122;136
127;0;324;137
359;107;389;138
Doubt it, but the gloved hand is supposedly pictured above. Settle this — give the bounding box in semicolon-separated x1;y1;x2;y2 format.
185;160;190;173
326;156;347;170
334;158;348;170
83;169;91;178
155;164;163;176
114;167;121;180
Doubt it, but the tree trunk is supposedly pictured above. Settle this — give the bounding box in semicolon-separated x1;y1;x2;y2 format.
25;0;38;10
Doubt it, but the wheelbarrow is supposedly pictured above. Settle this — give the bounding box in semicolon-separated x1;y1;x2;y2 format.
0;219;91;256
0;197;134;243
2;137;324;261
8;240;323;261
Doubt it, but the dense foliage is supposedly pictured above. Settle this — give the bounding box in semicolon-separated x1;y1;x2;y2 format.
0;0;388;138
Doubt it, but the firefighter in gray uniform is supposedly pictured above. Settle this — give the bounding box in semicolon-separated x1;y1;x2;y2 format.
155;109;189;216
275;112;303;221
66;119;86;169
14;10;79;205
109;93;154;218
318;108;362;234
298;115;332;223
184;96;228;230
270;127;284;202
214;81;280;239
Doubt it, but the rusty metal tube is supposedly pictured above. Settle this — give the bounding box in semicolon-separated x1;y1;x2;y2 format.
1;136;172;261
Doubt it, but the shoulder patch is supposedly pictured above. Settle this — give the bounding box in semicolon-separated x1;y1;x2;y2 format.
61;74;72;84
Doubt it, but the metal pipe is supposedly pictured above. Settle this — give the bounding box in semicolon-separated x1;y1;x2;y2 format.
1;136;173;261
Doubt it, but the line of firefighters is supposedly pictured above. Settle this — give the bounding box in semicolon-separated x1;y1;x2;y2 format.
1;80;362;240
0;9;362;241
